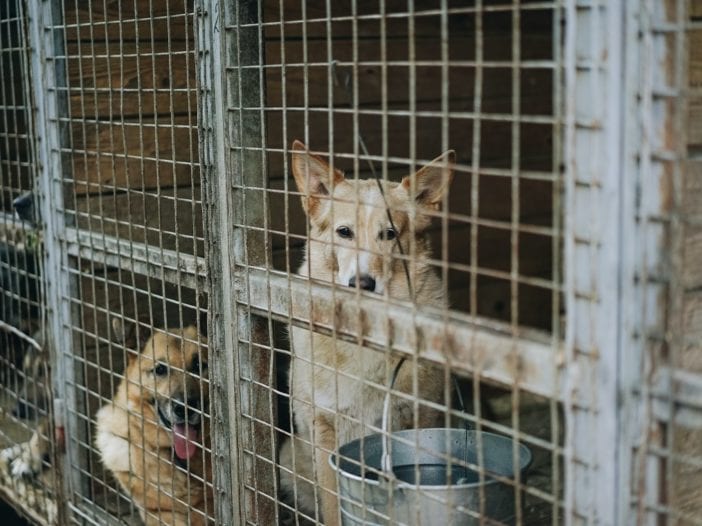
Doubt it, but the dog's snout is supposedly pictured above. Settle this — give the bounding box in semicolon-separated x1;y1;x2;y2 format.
348;274;376;292
187;396;200;410
172;399;188;420
172;397;201;421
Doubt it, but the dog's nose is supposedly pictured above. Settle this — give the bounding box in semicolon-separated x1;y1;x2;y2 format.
348;274;376;292
172;397;200;420
172;401;186;420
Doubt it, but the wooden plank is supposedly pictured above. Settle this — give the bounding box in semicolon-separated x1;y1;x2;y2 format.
263;0;554;40
689;29;702;145
682;292;702;373
684;162;702;291
66;116;199;194
689;95;702;147
263;6;472;40
264;110;554;178
685;160;702;207
76;269;203;348
62;0;193;42
673;9;702;520
690;31;702;89
265;60;553;115
72;185;204;257
684;224;702;292
264;32;552;66
671;426;702;519
66;42;196;119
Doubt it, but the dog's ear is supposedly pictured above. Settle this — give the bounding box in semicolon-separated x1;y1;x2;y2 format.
400;150;455;211
291;140;345;218
111;316;151;351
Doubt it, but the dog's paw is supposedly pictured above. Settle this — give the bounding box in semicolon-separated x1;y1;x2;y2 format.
11;450;43;479
1;443;42;479
0;444;20;466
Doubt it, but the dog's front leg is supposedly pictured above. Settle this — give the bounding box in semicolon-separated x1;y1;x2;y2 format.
314;415;340;526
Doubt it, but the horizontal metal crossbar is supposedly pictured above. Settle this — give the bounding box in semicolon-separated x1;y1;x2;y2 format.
650;367;702;430
63;227;206;290
240;268;564;400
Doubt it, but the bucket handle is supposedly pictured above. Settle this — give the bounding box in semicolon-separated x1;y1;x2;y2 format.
380;358;406;475
380;360;472;477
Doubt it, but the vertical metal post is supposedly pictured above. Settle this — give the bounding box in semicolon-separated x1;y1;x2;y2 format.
195;0;243;523
563;1;625;524
26;0;83;521
564;0;670;524
224;0;276;522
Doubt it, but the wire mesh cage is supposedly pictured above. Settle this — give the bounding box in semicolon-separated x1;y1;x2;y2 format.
46;0;211;523
0;0;700;525
215;0;564;524
0;0;59;523
0;0;212;524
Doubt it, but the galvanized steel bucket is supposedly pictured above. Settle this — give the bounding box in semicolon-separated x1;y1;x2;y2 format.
330;428;532;525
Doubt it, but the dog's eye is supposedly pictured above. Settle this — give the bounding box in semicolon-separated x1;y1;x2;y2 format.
381;228;397;241
336;226;354;239
153;363;168;376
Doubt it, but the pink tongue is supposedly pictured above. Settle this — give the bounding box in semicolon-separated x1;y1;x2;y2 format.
173;423;199;460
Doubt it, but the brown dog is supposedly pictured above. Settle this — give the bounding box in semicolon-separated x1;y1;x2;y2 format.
95;326;212;526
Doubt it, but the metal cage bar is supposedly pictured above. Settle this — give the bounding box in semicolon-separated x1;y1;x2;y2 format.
0;0;58;522
26;0;79;522
195;0;243;523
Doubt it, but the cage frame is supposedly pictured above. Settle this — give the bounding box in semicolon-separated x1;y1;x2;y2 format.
2;0;699;524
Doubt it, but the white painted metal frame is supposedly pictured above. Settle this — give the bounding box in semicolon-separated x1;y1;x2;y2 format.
562;1;700;524
562;2;624;523
194;0;244;523
26;0;77;523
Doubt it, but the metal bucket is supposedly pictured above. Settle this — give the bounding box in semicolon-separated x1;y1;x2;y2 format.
330;428;532;525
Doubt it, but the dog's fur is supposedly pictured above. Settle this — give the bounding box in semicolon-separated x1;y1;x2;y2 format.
95;326;212;526
280;141;455;525
14;329;51;421
0;329;54;481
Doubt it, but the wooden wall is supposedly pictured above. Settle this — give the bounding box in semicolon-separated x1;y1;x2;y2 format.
66;0;558;333
0;0;33;212
671;2;702;519
63;0;203;258
264;0;557;330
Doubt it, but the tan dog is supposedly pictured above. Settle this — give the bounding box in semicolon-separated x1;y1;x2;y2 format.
280;141;455;525
95;326;212;526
